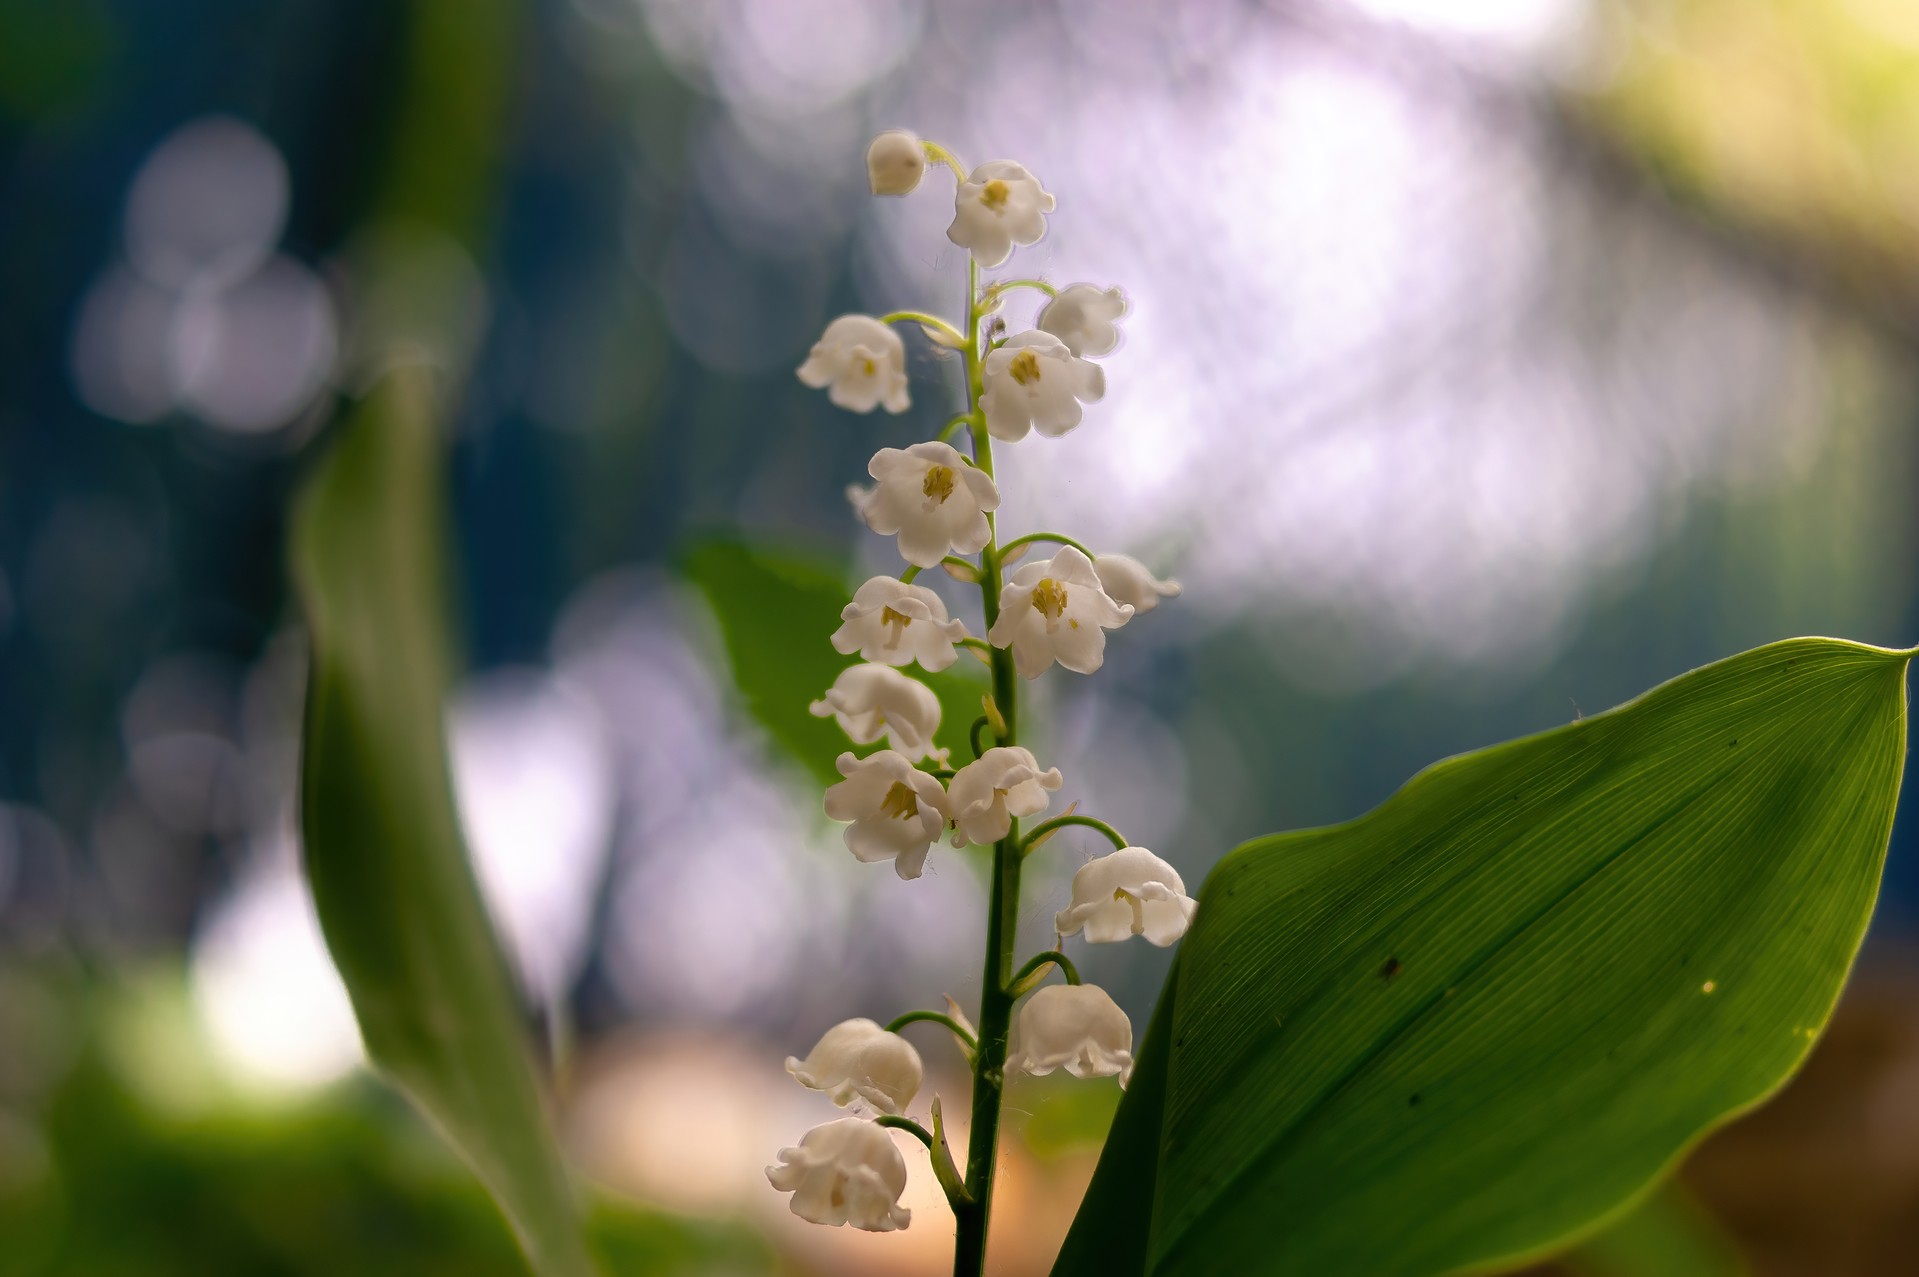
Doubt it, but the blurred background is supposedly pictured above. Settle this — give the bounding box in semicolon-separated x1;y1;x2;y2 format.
3;0;1919;1273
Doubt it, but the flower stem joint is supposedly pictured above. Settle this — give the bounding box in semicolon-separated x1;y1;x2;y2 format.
766;131;1190;1270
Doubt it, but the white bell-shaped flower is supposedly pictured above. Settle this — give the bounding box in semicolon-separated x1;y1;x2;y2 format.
1008;983;1134;1086
866;129;925;196
823;750;948;879
986;546;1134;679
979;331;1105;442
947;746;1062;847
785;1017;923;1113
810;664;943;762
946;159;1055;267
1036;284;1127;358
766;1118;912;1232
1055;847;1198;947
797;315;910;414
832;577;969;673
851;441;1000;568
1092;553;1182;615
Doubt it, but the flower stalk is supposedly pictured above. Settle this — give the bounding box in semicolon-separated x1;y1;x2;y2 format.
770;132;1189;1275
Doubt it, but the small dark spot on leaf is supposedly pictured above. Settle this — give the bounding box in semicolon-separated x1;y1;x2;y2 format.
1379;957;1401;980
1175;1037;1185;1048
1409;1093;1421;1106
1729;739;1738;747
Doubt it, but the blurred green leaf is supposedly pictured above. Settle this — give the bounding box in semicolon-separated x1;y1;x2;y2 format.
1059;638;1909;1277
1562;1180;1747;1277
680;538;991;785
0;986;770;1277
293;369;593;1277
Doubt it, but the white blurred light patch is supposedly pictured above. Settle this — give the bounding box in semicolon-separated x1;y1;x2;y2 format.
870;12;1830;675
69;115;336;435
450;670;617;1004
171;256;337;433
190;837;363;1092
637;0;921;113
124;115;288;291
70;267;178;424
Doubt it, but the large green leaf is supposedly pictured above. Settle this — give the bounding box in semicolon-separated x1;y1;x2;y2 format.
680;538;991;785
293;369;593;1277
1058;637;1908;1277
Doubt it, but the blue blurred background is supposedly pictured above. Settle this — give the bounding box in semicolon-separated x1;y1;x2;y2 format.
4;0;1919;1273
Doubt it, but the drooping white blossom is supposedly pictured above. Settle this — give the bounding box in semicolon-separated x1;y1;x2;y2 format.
810;664;943;762
850;441;1000;568
797;315;910;414
866;130;925;196
785;1017;923;1113
986;546;1134;679
1092;553;1182;615
766;1118;912;1232
1036;284;1127;359
1055;847;1197;947
832;577;969;673
947;746;1062;847
979;331;1105;442
946;160;1054;267
823;750;949;879
1007;983;1134;1087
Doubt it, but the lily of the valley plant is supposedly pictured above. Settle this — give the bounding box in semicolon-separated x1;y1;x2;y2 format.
765;130;1192;1272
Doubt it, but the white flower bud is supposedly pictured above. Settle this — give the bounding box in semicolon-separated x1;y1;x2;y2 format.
823;750;949;879
1055;847;1197;946
947;746;1062;847
832;577;969;673
986;546;1134;679
766;1118;912;1232
810;664;943;762
1036;284;1127;358
797;315;910;414
1008;983;1134;1087
1091;553;1182;614
785;1017;923;1113
866;129;925;196
851;441;1000;568
979;331;1105;442
946;160;1054;268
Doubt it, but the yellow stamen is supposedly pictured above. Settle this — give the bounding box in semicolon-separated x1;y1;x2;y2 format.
922;464;956;504
880;781;920;821
1031;578;1068;630
980;178;1010;211
879;605;911;648
1008;349;1042;386
862;356;876;376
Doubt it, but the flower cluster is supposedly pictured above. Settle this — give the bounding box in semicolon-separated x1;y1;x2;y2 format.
765;132;1196;1245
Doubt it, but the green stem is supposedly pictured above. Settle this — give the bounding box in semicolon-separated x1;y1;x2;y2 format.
938;413;977;446
998;531;1097;561
875;1114;934;1146
983;277;1058;301
1021;814;1129;858
922;139;969;183
878;310;966;347
954;251;1022;1277
968;715;992;760
900;564;922;584
1010;949;1080;990
884;1010;978;1052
